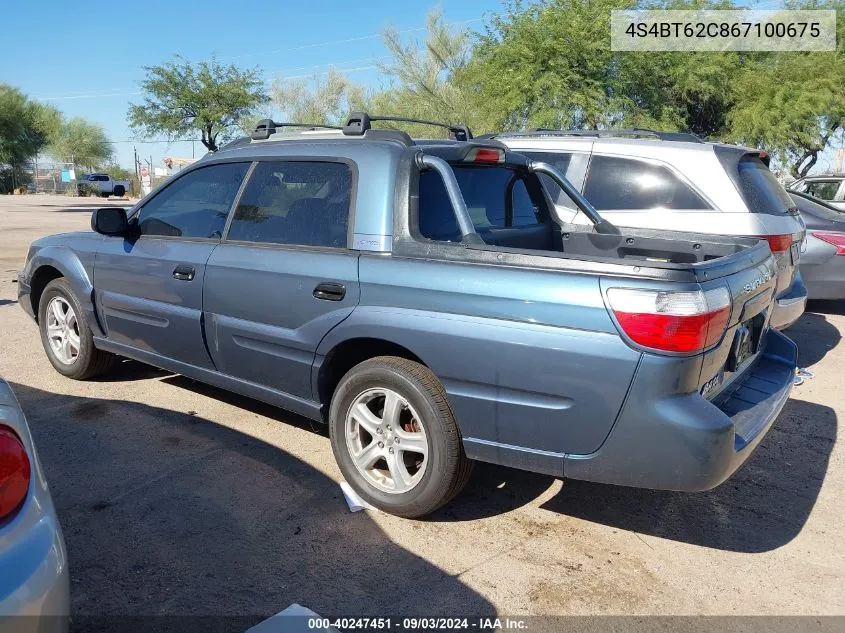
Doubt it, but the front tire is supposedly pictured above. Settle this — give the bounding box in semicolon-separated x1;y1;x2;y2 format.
329;356;473;518
38;278;116;380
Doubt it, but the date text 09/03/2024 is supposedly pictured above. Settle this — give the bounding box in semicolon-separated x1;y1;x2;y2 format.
306;617;528;630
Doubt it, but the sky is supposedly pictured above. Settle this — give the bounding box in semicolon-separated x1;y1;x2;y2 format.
3;0;834;174
1;0;501;169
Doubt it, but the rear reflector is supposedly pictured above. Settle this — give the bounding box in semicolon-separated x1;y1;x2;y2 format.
606;287;731;353
0;425;30;520
754;234;793;253
812;231;845;255
465;147;505;164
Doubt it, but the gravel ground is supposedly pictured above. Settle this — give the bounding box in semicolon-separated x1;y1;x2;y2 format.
0;195;843;624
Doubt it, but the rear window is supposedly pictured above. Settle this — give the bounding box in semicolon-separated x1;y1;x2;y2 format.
736;156;796;215
418;165;544;241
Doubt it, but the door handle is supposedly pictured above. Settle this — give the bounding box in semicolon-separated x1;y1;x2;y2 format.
313;282;346;301
172;265;195;281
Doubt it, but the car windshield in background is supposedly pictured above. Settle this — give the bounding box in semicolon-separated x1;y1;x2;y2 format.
804;180;841;201
737;156;797;215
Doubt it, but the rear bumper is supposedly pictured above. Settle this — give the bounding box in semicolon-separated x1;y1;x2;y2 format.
769;273;807;330
564;329;797;491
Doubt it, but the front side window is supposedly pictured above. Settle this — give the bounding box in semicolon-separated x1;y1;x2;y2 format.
226;161;352;248
135;162;249;238
583;154;711;211
804;180;841;201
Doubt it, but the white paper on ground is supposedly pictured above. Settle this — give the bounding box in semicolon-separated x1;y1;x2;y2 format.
340;480;378;512
247;603;339;633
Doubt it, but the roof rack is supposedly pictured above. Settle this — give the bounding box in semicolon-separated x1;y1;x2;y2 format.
251;119;342;141
486;128;704;143
342;112;473;142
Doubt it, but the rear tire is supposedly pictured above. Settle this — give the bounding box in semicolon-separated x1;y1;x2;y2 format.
329;356;473;518
113;185;125;197
38;278;116;380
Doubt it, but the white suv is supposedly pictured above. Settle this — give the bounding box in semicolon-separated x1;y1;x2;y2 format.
496;130;807;330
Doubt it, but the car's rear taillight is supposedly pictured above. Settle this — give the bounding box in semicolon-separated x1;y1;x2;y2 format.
812;231;845;255
0;425;31;520
606;287;731;354
755;234;793;253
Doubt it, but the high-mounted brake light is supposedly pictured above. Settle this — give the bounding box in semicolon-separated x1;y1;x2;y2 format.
606;287;731;354
813;231;845;255
465;147;505;164
0;425;30;520
753;234;793;253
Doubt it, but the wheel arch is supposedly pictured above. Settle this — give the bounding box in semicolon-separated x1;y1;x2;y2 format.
29;264;64;320
314;336;427;418
26;248;101;335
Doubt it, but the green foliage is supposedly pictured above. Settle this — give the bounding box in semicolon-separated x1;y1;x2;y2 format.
48;117;112;171
102;163;132;181
0;83;60;166
271;68;367;127
372;10;480;135
728;0;845;176
128;56;270;152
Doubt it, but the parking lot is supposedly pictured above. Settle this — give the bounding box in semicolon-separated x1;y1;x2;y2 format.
0;195;843;621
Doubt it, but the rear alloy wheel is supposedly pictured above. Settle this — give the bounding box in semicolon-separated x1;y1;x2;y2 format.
38;278;116;380
329;356;473;518
345;387;429;494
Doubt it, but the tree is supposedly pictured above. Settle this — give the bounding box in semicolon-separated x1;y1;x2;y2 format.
458;0;739;135
0;84;60;190
48;117;112;171
373;10;480;134
268;10;477;137
128;56;270;152
727;1;845;176
271;68;367;127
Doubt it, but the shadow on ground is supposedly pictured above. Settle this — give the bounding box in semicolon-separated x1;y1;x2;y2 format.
0;298;16;306
541;397;835;552
11;383;494;630
807;299;845;317
787;308;842;367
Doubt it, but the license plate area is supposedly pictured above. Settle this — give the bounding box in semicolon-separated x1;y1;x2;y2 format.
727;312;767;372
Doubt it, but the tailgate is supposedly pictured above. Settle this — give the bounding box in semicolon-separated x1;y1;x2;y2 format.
697;250;779;399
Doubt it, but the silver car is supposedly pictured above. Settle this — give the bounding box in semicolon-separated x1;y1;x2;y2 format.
788;174;845;211
790;191;845;300
495;129;808;330
0;379;69;632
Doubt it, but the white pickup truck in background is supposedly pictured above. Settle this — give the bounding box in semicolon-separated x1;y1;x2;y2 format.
77;173;129;198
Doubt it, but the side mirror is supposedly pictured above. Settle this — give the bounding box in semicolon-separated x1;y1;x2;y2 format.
91;207;129;236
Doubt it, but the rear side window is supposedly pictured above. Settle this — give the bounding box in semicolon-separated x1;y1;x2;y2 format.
418;166;543;240
227;161;352;248
736;156;796;215
136;162;249;238
804;180;841;201
583;155;710;211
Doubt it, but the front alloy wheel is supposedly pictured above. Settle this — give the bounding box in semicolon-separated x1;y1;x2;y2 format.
45;296;81;365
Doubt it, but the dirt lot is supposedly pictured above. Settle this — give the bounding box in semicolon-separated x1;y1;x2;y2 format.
0;195;843;622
